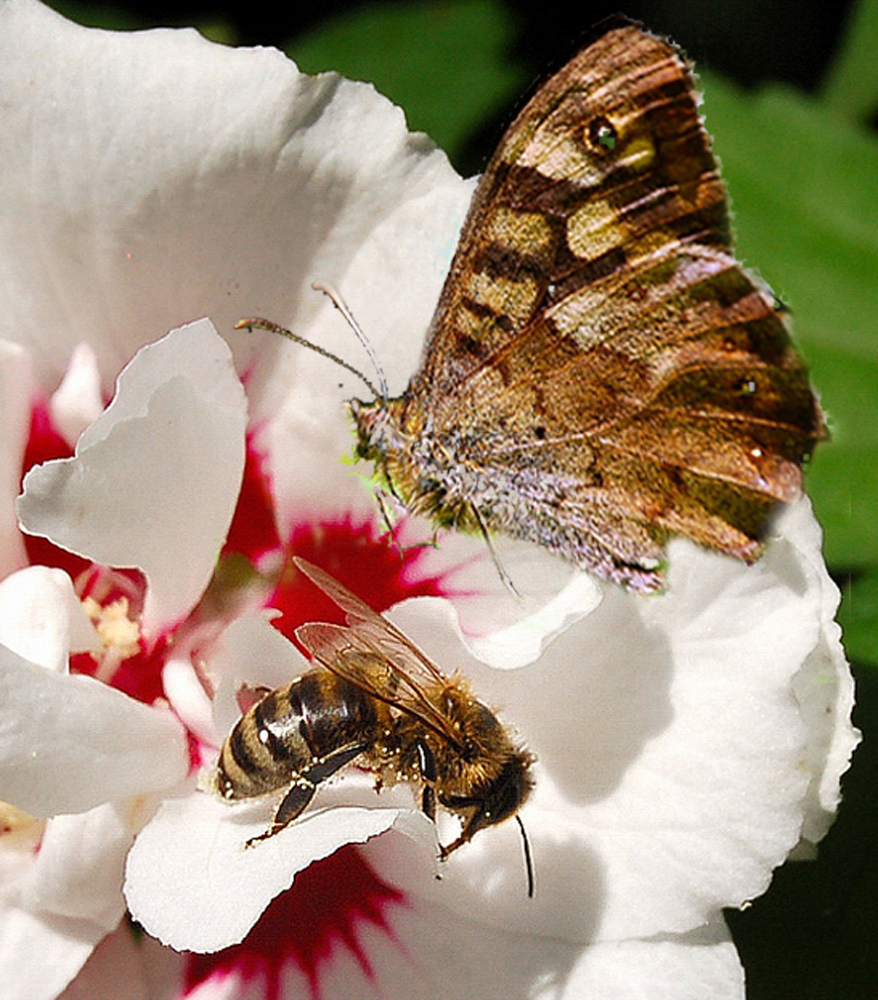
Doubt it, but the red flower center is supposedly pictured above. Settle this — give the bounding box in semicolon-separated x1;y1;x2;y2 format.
21;392;450;997
184;845;406;1000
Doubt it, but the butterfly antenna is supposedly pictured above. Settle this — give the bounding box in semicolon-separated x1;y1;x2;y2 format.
516;815;535;898
312;282;389;402
235;297;386;401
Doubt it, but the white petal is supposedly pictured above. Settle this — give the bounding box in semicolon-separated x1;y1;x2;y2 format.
256;166;471;526
57;925;149;1000
560;918;744;1000
375;512;835;942
0;646;187;816
403;528;606;658
0;566;97;672
0;905;107;1000
1;806;132;1000
18;321;247;632
463;564;602;668
0;0;464;393
294;859;742;1000
124;789;434;952
576;519;823;939
21;805;132;928
50;343;104;448
778;499;859;845
163;655;216;749
0;340;32;576
208;610;312;740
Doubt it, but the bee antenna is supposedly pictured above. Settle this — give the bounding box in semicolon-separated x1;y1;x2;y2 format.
311;282;389;402
516;815;535;898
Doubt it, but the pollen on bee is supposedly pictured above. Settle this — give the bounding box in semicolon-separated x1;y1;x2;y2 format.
258;728;269;743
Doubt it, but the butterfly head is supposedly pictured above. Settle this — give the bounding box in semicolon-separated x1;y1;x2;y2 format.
349;397;405;464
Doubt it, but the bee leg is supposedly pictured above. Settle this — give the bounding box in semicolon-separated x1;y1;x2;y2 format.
437;795;485;860
421;784;436;823
414;737;437;782
413;737;437;823
246;778;318;847
246;741;370;847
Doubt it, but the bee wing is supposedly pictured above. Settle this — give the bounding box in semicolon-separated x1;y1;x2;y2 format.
294;557;382;623
293;557;447;684
295;619;463;746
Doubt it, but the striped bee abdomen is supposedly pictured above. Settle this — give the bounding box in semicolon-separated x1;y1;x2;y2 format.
215;668;385;802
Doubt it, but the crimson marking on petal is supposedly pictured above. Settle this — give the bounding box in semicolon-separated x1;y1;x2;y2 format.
183;845;407;1000
70;634;167;706
267;516;447;643
222;430;281;561
19;398;90;578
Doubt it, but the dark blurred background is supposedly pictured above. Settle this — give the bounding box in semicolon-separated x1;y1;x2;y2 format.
47;0;855;90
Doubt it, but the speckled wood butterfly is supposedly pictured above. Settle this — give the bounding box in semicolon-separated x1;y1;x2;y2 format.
242;19;824;592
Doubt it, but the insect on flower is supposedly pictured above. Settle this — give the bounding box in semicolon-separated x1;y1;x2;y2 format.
213;558;536;894
237;18;824;593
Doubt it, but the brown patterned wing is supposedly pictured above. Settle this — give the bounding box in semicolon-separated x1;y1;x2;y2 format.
399;21;824;590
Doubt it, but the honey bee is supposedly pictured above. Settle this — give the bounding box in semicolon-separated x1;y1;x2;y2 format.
213;557;535;893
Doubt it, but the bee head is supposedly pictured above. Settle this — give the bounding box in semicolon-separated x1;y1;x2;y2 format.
439;747;537;897
441;746;535;836
480;748;536;828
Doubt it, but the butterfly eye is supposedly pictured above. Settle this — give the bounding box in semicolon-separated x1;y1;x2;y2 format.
588;116;617;151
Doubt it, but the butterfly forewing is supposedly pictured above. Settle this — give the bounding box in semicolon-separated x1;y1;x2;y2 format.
414;25;729;399
376;21;824;591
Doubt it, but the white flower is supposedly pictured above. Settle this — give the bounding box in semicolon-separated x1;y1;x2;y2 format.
0;3;857;1000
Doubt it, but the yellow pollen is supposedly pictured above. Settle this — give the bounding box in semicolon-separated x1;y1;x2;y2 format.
0;800;40;837
83;596;141;660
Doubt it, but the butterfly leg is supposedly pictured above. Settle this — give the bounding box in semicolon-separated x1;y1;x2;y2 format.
375;488;443;558
245;741;370;846
471;504;520;599
375;487;406;558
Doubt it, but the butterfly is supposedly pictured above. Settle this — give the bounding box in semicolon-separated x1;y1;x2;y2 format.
241;18;825;593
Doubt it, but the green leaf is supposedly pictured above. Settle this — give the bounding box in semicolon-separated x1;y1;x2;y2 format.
700;73;878;573
285;0;527;166
838;570;878;667
819;0;878;122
